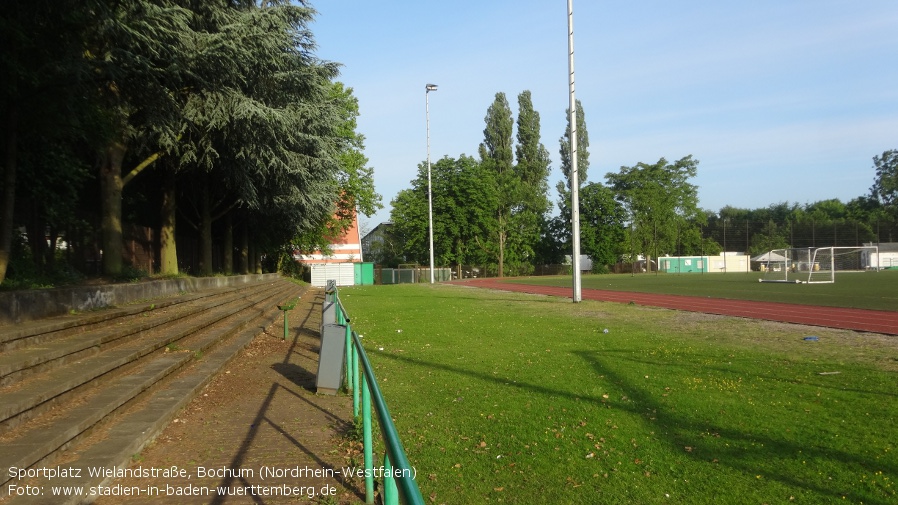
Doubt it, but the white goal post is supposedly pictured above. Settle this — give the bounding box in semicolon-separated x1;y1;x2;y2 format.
758;246;879;284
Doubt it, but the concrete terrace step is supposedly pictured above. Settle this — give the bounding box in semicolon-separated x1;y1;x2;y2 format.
0;284;241;352
0;281;291;433
0;273;283;326
0;282;284;387
8;320;274;505
0;277;305;501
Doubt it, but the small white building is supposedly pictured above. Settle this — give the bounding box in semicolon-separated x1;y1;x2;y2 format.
658;252;750;273
564;255;593;272
295;210;363;287
863;243;898;270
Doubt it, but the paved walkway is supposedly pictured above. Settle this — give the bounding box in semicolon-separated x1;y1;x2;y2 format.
94;288;365;505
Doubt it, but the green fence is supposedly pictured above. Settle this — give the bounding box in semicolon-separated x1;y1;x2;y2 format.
326;281;424;505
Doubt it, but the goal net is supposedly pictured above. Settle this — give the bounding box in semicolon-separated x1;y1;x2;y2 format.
759;246;878;284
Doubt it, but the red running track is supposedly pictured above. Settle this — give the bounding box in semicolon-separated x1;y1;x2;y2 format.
458;278;898;336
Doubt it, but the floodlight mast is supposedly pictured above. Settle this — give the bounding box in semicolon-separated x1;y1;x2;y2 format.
425;84;437;284
567;0;582;302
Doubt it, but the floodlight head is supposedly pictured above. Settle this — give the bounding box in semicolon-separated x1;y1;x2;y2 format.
426;83;438;92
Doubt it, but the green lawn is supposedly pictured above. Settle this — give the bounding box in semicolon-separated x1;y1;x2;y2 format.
507;269;898;312
340;284;897;505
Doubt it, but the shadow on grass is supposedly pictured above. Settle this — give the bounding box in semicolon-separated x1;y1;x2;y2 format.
592;349;898;400
373;349;896;504
575;349;897;505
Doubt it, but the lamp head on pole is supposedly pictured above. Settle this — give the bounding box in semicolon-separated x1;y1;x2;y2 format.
426;83;438;92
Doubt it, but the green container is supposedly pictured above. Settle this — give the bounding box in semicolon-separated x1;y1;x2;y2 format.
354;262;375;285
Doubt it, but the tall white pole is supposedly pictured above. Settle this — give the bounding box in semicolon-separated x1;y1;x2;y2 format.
426;84;437;284
567;0;582;302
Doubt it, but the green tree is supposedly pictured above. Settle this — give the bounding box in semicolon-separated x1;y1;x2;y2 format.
1;0;359;285
749;220;790;256
846;195;884;222
514;91;552;212
606;156;702;271
391;155;496;269
447;156;498;267
578;183;625;272
330;82;382;222
534;215;567;265
0;1;100;284
504;91;551;275
557;99;589;194
167;1;343;276
509;90;551;274
390;187;427;266
548;99;590;263
284;81;382;272
478;93;515;277
83;0;194;276
871;149;898;221
804;199;847;221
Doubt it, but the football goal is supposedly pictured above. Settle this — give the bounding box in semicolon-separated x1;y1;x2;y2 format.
758;246;879;284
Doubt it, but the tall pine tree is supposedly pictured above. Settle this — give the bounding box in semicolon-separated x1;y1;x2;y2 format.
551;99;590;253
511;90;551;272
478;92;515;277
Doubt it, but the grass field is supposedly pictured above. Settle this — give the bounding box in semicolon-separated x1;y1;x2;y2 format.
508;270;898;312
340;283;897;504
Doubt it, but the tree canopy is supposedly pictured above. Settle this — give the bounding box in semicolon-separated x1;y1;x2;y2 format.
0;0;377;285
477;93;515;276
871;149;898;221
606;156;702;268
391;155;496;269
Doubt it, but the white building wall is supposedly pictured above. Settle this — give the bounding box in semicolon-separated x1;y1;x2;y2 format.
310;263;355;287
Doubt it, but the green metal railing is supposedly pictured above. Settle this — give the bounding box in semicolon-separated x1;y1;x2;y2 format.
325;281;424;505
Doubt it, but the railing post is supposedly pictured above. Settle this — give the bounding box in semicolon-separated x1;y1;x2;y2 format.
362;373;374;504
277;301;296;341
383;453;398;505
352;338;360;417
344;323;352;392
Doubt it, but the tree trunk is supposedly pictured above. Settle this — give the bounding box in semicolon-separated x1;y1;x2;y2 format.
25;199;47;272
498;212;506;278
498;232;505;278
239;222;249;274
160;170;178;275
0;109;18;284
223;213;233;275
47;226;59;270
199;176;213;276
100;139;126;276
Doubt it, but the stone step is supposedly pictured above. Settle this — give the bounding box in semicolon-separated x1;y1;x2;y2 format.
0;281;290;434
0;286;236;353
0;282;282;387
0;278;305;501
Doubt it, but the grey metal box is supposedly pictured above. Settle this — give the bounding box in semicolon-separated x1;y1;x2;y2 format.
321;300;337;335
316;323;347;395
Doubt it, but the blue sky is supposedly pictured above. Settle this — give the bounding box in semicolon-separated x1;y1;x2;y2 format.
311;1;898;229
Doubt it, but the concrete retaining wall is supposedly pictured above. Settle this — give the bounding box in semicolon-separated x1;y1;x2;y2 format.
0;273;282;326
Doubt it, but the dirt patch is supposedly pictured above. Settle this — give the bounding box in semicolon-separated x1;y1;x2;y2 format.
95;289;365;504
